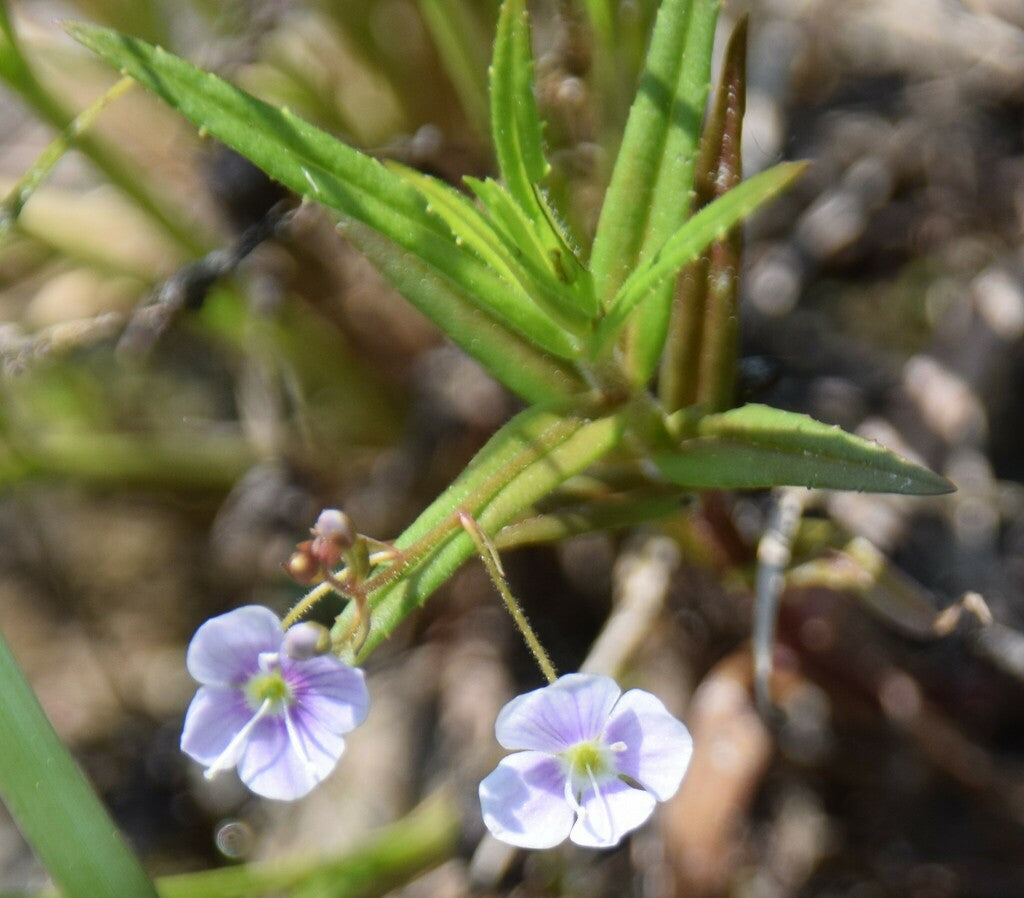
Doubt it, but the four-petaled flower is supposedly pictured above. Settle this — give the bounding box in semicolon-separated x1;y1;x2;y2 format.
181;605;369;800
479;673;693;849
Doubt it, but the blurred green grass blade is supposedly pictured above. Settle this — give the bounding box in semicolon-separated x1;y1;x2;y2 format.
67;23;587;369
659;15;748;412
593;162;805;357
1;77;134;242
329;403;627;657
160;792;458;898
490;0;549;214
588;0;719;383
654;404;955;494
339;218;587;402
1;792;459;898
0;628;158;898
417;0;491;136
0;3;205;254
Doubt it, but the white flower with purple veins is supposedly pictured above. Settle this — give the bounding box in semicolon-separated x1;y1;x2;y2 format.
181;606;369;801
479;674;693;849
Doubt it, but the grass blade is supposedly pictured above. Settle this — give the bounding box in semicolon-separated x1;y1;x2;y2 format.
417;0;491;137
0;628;158;897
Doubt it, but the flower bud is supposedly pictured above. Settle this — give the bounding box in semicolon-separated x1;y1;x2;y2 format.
310;509;356;568
282;621;331;659
283;543;321;585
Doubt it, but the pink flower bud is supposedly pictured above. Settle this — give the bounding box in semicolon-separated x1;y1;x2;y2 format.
310;509;356;568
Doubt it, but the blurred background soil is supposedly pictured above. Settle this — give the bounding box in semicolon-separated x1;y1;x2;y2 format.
1;0;1024;895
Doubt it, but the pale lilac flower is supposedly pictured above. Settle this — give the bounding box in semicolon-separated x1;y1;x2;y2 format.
479;674;693;849
181;606;369;801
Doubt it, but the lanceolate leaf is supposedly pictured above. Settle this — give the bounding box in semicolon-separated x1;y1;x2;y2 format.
490;0;549;214
654;404;954;494
593;161;806;357
66;25;584;381
339;218;587;403
466;176;595;326
487;0;595;320
589;0;720;382
659;15;748;412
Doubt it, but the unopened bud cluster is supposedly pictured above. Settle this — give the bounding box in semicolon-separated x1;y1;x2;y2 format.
284;508;356;584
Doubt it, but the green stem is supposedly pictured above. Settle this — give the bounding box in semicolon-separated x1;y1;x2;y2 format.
459;510;558;683
322;404;626;659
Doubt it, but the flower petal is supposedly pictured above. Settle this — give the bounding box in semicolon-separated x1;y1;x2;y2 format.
180;687;252;766
479;752;575;849
284;656;370;734
495;674;621;752
603;689;693;801
570;779;657;849
237;711;338;801
186;606;283;687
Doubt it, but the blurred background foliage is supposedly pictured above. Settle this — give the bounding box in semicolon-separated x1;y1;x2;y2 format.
2;0;1024;895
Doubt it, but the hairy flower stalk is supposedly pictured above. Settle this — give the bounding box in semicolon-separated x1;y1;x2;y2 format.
181;606;369;800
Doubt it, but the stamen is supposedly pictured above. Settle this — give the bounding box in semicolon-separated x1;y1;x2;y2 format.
609;741;627;753
283;706;316;774
204;698;272;780
585;763;614;843
563;774;586;818
257;651;279;673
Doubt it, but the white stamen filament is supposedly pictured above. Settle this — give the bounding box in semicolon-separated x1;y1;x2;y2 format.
204;698;273;780
564;774;586;818
609;741;627;753
283;706;316;774
585;763;614;843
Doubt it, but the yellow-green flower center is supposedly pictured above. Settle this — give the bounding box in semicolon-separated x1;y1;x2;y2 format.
245;670;292;711
562;740;614;783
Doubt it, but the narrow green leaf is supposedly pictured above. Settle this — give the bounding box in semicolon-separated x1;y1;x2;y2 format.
1;77;135;242
417;0;491;137
325;403;627;657
466;176;596;324
339;218;587;402
589;0;720;382
66;24;588;372
1;6;204;254
659;15;748;412
391;165;527;287
393;165;592;335
593;161;806;357
490;0;549;213
654;404;955;495
0;628;158;898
